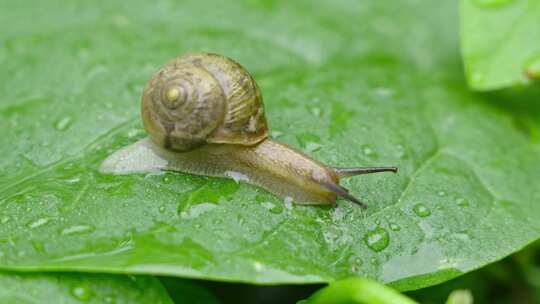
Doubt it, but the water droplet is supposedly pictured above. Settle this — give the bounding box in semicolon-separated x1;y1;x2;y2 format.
305;141;321;153
284;196;294;210
253;261;264;271
454;232;471;241
214;215;226;224
456;198;470;208
311;107;321;117
350;257;363;272
373;87;394;98
65;176;81;184
261;202;282;214
180;203;217;219
389;223;401;231
27;217;50;229
438;190;447;196
104;295;116;303
296;133;321;153
364;227;390;252
54;116;73;131
361;145;378;159
473;0;513;8
158;205;166;213
413;204;431;217
270;131;283;138
127;128;144;138
61;224;95;235
71;285;93;301
1;216;10;224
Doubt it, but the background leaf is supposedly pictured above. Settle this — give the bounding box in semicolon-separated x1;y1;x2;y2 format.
1;0;540;291
300;277;417;304
460;0;540;90
0;272;172;304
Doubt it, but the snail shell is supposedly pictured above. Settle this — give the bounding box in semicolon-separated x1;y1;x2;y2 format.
141;53;267;151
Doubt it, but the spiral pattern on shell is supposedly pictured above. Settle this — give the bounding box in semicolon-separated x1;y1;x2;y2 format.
142;53;268;152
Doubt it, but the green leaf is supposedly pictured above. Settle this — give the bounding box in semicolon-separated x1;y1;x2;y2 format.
1;0;540;291
0;272;172;303
460;0;540;90
301;277;417;304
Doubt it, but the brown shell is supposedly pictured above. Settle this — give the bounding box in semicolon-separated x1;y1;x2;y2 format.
141;52;268;152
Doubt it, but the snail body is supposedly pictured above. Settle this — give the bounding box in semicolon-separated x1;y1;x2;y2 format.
101;53;397;208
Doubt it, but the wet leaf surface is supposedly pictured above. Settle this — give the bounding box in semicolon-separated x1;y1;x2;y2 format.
1;0;539;291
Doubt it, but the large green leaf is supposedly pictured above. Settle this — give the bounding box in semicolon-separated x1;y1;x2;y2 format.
460;0;540;90
1;0;540;291
0;272;172;303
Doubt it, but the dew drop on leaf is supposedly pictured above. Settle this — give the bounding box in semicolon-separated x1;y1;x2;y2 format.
27;217;50;229
373;87;394;98
270;130;283;138
65;176;81;184
413;203;431;217
456;198;470;208
161;176;171;184
284;196;294;210
54;116;73;131
389;223;401;231
364;227;390;252
261;202;283;214
71;285;94;301
305;141;321;153
361;145;378;159
179;203;217;219
350;257;363;272
61;224;95;236
454;232;471;241
127;128;145;138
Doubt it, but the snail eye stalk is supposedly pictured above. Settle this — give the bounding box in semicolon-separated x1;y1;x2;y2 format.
320;181;368;209
334;166;398;178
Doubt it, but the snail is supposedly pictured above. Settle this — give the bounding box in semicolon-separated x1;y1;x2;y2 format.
100;53;397;208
